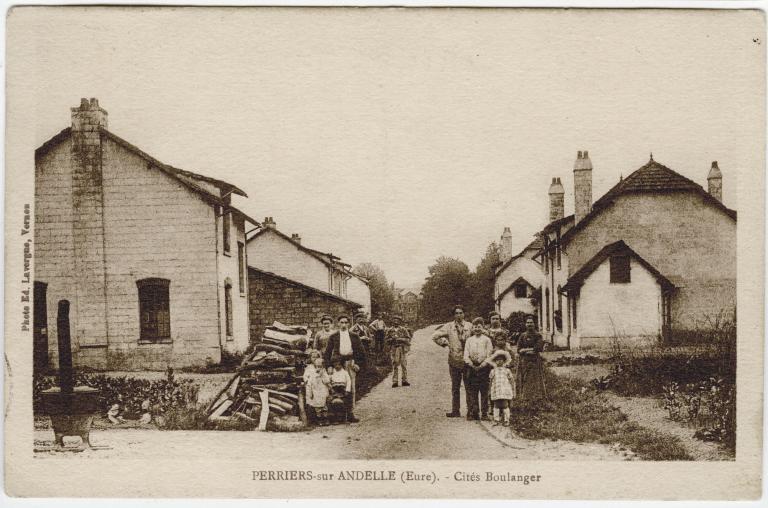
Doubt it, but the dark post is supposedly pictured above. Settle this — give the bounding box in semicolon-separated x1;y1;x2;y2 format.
56;300;74;394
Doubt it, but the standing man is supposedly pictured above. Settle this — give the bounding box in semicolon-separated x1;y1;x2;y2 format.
464;317;494;421
350;312;373;355
386;315;412;388
324;315;367;423
369;313;387;353
432;306;473;418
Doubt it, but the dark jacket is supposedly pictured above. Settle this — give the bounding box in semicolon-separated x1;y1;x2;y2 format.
324;330;367;367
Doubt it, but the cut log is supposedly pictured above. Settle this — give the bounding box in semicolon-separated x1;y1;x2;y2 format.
258;391;270;430
252;343;305;357
208;398;233;420
248;386;299;401
205;372;240;413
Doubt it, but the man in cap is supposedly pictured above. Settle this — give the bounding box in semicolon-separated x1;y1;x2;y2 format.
432;305;473;417
350;311;373;355
369;313;387;353
324;314;367;422
386;315;412;388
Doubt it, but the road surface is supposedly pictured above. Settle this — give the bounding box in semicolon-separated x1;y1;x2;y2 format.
34;326;621;460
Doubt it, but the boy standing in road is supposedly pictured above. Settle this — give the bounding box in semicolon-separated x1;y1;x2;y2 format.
464;317;494;421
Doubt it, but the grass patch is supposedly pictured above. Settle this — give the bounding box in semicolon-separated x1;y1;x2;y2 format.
510;370;692;461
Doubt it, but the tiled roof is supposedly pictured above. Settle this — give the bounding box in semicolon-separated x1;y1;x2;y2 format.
496;276;537;302
495;236;546;274
562;158;737;246
562;240;674;293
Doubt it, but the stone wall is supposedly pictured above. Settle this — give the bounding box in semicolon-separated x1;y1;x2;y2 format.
248;267;360;340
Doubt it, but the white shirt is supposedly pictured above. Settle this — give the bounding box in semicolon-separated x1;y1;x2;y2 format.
339;330;353;356
330;368;352;392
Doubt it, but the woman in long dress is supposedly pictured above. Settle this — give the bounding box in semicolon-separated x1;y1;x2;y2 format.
515;315;547;401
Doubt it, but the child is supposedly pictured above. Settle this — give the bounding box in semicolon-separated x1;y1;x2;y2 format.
463;317;494;420
328;356;354;423
303;357;331;426
484;350;515;426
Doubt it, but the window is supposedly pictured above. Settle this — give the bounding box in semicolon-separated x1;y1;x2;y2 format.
556;231;561;269
610;255;631;283
545;288;550;331
225;280;233;339
572;297;578;330
222;211;231;255
556;285;563;332
137;278;170;342
514;284;527;298
237;242;246;294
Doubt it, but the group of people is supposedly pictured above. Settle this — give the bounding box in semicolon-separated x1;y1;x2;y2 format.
432;306;546;426
301;311;414;426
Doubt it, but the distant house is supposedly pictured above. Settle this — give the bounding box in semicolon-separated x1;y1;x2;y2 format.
538;151;736;348
34;99;257;370
395;287;423;324
494;228;543;319
245;219;370;334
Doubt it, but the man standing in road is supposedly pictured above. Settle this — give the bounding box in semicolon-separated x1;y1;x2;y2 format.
386;315;412;388
324;315;367;423
432;306;473;418
369;313;387;353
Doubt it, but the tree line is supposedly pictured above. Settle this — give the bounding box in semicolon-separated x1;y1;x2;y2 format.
354;241;501;325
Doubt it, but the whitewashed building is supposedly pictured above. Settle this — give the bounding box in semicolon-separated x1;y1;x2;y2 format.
34;99;256;370
539;151;736;349
494;229;543;319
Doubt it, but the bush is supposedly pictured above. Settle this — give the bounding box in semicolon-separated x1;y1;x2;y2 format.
663;377;736;450
603;320;736;397
33;370;199;419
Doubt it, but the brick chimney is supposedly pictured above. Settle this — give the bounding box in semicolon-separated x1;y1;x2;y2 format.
500;227;513;262
573;150;593;223
548;177;565;223
291;233;302;244
69;98;109;361
263;216;276;229
708;161;723;202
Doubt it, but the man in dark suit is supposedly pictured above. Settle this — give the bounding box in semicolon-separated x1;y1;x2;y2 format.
324;314;367;423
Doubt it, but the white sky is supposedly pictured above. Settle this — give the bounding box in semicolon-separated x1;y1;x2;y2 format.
26;7;764;287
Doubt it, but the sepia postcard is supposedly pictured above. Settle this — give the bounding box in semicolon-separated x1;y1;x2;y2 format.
4;5;765;500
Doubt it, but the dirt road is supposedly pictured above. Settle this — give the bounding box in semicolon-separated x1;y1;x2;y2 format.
34;326;622;460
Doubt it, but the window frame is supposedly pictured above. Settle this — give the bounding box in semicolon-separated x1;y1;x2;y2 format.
224;280;234;340
513;284;527;298
136;278;171;344
222;211;231;256
237;241;246;295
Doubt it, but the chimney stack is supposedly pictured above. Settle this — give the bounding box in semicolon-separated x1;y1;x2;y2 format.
707;161;723;203
291;233;302;244
500;227;513;262
548;177;565;223
263;216;276;229
573;149;593;223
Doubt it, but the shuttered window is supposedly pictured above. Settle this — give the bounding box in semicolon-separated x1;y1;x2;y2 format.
222;212;231;255
237;242;246;294
225;281;233;339
137;278;171;342
610;255;631;283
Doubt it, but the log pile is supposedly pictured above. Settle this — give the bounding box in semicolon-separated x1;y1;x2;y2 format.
206;322;311;430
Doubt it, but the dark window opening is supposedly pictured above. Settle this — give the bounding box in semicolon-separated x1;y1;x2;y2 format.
225;281;233;339
545;288;550;331
137;278;171;342
223;212;231;255
555;285;563;332
610;255;631;283
514;284;527;298
237;242;246;294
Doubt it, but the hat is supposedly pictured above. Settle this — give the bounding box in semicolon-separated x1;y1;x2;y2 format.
488;311;501;319
488;349;512;364
354;311;367;319
392;314;403;321
336;314;351;323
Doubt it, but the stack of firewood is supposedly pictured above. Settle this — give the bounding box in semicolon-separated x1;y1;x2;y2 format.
206;322;311;430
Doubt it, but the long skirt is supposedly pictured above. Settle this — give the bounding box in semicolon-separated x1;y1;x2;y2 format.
515;354;547;401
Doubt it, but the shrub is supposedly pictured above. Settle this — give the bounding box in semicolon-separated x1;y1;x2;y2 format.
663;377;736;451
33;370;199;419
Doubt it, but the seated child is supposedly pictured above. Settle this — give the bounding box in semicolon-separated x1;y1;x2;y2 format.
303;357;331;426
328;356;353;423
484;349;516;426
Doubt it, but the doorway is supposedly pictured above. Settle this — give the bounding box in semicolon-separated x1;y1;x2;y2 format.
33;281;48;373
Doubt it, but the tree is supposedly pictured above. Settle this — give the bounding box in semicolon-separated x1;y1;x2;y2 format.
420;256;472;323
468;242;501;319
353;263;396;317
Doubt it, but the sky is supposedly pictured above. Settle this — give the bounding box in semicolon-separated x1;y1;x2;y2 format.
23;7;764;288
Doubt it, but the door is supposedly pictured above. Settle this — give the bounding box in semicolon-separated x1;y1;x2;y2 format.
33;281;49;373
